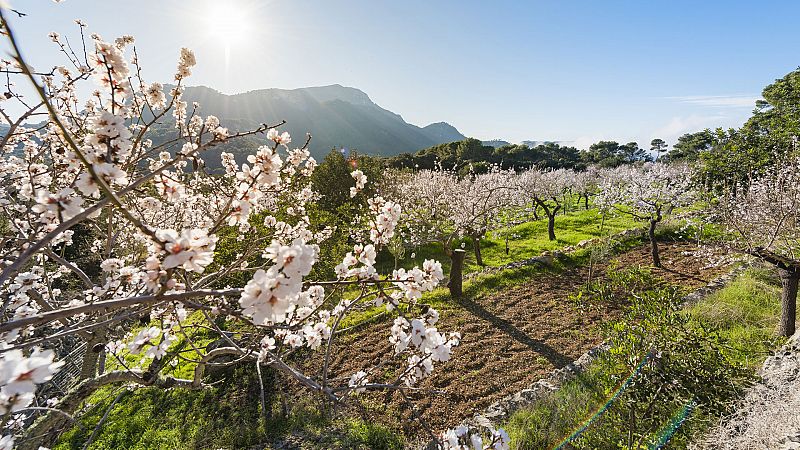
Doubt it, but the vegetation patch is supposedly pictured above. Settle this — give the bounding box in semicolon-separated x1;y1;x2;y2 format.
504;266;783;449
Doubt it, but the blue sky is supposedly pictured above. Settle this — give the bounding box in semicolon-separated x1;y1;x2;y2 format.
5;0;800;148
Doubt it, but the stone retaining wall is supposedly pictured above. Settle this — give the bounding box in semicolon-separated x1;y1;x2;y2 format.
691;330;800;449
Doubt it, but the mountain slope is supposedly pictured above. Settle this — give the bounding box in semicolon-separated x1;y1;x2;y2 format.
173;85;464;160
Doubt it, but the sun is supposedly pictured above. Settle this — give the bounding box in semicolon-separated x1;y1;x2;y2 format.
207;3;249;47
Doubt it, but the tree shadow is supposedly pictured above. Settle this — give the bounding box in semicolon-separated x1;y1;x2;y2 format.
457;296;573;368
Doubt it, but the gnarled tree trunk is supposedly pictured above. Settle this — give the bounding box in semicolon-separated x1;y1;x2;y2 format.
80;337;104;380
547;214;556;241
537;200;560;241
448;249;466;298
779;268;799;337
648;218;661;268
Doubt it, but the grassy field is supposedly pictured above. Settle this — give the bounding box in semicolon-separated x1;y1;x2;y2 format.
339;211;645;331
376;206;640;275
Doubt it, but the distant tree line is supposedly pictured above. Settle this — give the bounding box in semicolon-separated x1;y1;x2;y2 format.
382;138;656;174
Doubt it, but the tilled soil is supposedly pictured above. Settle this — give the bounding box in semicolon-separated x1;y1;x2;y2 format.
295;241;731;439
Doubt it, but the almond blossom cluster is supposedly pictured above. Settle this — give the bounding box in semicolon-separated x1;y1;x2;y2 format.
389;308;460;385
0;349;63;415
0;349;64;448
350;169;367;197
239;239;318;325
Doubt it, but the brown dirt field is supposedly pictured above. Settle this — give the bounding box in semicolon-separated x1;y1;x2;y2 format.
295;241;731;439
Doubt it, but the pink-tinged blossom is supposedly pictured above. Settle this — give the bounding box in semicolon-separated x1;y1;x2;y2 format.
32;188;84;223
350;169;367;197
156;228;217;273
0;349;64;415
348;371;369;393
266;128;291;146
239;267;302;325
145;82;166;109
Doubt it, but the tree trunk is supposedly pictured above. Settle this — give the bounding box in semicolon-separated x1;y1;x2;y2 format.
779;268;799;337
448;249;466;298
547;214;556;241
648;219;661;268
472;235;484;266
98;348;106;375
584;194;589;210
80;338;103;380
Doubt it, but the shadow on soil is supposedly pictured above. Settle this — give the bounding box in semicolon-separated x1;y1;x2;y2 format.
457;296;573;367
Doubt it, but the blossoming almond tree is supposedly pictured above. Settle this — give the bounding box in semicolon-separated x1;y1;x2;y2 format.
517;168;575;241
720;156;800;336
572;166;600;210
595;163;694;267
0;10;506;449
452;167;518;266
383;167;517;296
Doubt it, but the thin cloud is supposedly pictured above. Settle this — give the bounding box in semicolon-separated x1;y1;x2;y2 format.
664;94;760;108
653;114;728;138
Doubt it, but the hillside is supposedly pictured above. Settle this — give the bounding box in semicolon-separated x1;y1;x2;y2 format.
166;84;465;161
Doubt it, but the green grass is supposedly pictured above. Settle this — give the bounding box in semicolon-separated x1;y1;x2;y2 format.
503;265;785;450
376;207;639;275
54;362;403;450
686;266;784;368
339;206;643;331
55;365;273;449
505;363;609;449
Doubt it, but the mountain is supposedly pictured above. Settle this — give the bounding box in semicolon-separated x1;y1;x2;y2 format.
170;84;465;161
422;122;466;143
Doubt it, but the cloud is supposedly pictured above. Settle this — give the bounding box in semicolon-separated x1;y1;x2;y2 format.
664;94;760;108
571;136;612;150
652;114;728;139
648;112;752;147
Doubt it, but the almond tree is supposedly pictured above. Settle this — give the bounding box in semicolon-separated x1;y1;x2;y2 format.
573;166;600;210
382;169;468;297
383;166;517;297
382;168;460;252
720;156;800;336
453;167;518;266
596;163;694;267
0;10;506;449
518;168;574;241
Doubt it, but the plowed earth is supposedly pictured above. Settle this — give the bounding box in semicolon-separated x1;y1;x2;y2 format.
293;241;730;441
